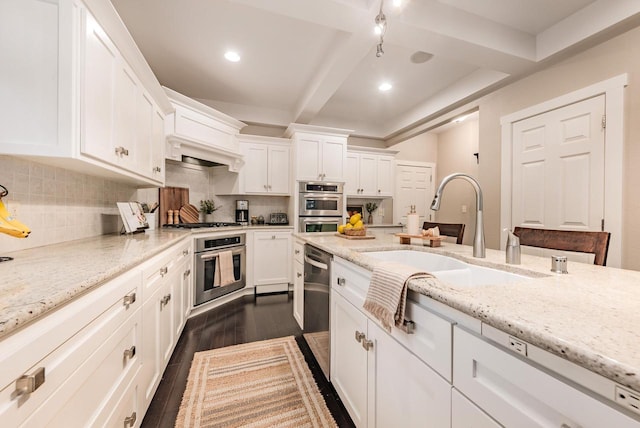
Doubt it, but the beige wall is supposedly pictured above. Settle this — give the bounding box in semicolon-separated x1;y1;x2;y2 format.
466;25;640;269
390;132;438;163
432;119;479;246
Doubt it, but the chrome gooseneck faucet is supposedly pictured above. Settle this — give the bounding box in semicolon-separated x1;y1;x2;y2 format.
430;173;485;258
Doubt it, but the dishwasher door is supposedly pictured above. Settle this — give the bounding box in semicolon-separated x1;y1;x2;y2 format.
303;245;331;380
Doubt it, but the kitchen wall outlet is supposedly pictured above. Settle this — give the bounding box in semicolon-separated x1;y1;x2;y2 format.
615;385;640;416
461;204;467;213
8;202;19;219
508;336;528;356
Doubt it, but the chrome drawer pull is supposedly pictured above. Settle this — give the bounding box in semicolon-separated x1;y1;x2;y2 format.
161;294;171;308
124;411;137;427
160;266;168;276
182;249;189;256
184;269;191;278
403;319;416;334
355;331;365;343
295;249;300;254
123;292;136;307
337;277;346;286
153;166;162;173
15;367;45;396
297;272;302;278
362;338;374;351
123;345;136;360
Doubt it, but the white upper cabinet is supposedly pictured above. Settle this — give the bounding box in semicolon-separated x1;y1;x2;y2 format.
345;147;397;198
213;135;291;195
285;124;351;182
0;0;172;186
164;87;246;172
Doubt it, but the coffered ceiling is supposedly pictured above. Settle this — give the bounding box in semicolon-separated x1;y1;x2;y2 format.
111;0;640;139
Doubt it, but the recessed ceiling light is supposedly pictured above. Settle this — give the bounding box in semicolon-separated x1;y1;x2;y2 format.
453;115;468;123
378;82;392;92
224;51;240;62
392;0;402;6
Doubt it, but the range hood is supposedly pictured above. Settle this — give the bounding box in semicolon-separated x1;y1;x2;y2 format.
164;86;246;172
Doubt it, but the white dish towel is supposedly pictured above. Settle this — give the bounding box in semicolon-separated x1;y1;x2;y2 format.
213;250;235;287
363;261;434;332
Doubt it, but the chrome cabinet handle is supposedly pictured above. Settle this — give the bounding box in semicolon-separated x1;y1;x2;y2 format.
153;166;162;173
184;269;191;278
123;345;136;360
272;235;276;239
297;272;302;278
160;267;168;277
182;249;189;256
355;331;365;343
123;292;136;307
362;338;374;351
403;319;416;334
160;294;171;308
337;277;346;286
115;146;124;156
15;367;45;397
295;249;300;254
264;184;268;189
122;147;129;156
124;411;137;427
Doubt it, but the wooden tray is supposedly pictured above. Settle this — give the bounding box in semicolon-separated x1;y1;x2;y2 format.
335;233;376;240
179;204;200;223
395;233;445;247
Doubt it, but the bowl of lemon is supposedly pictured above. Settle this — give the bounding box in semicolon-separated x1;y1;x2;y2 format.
338;213;366;236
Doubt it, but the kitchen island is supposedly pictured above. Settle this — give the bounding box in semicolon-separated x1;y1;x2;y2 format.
297;231;640;395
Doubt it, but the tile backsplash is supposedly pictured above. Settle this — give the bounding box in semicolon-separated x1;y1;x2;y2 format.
0;155;137;253
1;157;291;253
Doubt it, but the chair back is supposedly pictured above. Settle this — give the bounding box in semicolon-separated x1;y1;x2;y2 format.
423;222;465;245
513;227;610;266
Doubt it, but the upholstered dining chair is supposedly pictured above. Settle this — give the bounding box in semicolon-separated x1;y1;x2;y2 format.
513;227;611;266
422;222;465;245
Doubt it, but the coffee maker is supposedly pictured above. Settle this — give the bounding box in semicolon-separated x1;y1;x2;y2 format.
235;200;249;224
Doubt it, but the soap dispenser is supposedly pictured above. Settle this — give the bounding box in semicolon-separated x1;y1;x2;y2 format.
407;205;420;236
505;229;521;264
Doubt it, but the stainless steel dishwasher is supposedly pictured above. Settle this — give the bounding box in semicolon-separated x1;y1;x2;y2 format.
303;244;332;381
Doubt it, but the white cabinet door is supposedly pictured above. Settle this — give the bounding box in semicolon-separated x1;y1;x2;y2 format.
368;320;451;428
376;155;394;197
253;231;292;286
358;154;377;195
296;136;322;181
268;145;290;194
114;61;139;171
321;138;346;181
151;108;165;181
293;259;304;329
345;152;360;195
82;11;118;163
242;143;269;193
135;91;154;178
330;289;369;427
451;388;501;428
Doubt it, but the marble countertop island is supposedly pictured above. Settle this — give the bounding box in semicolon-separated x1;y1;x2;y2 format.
296;232;640;393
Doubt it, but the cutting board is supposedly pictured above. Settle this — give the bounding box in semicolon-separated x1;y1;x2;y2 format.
159;187;190;225
179;204;200;223
335;233;375;240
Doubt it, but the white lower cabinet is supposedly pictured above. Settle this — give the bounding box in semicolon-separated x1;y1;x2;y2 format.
451;389;501;428
252;230;292;292
330;283;451;428
293;239;304;329
453;326;640;428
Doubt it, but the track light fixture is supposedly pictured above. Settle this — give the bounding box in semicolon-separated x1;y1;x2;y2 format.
375;0;386;58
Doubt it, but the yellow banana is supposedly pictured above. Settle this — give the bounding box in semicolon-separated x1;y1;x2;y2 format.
0;215;30;238
0;199;30;238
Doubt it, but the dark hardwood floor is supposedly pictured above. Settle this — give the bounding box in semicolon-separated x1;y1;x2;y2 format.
141;291;355;428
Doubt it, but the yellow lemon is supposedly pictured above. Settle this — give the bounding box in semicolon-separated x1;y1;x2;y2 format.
353;220;364;229
338;224;346;234
349;213;362;225
345;223;354;230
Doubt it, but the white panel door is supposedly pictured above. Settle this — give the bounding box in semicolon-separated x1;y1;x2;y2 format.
345;152;360;195
376;156;394;197
358;154;377;195
321;138;346;181
268;145;290;194
394;163;433;226
242;143;269;193
296;137;322;181
512;95;605;262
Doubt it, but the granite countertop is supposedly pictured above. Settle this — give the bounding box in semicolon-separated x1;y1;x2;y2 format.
0;230;190;339
297;231;640;393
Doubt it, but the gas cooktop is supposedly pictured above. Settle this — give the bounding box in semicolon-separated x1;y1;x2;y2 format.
163;222;242;229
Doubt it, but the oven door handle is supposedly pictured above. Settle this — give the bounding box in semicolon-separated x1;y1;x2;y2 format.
301;193;341;200
304;254;328;271
200;253;218;261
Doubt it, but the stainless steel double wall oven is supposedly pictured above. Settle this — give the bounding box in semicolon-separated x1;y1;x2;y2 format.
298;182;344;233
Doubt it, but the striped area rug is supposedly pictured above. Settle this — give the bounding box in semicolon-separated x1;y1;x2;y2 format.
176;336;337;428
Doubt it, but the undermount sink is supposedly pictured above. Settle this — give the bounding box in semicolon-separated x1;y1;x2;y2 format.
364;250;531;287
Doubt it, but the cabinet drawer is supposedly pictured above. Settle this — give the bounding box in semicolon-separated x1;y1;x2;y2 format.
452;388;501;428
453;327;640;428
20;308;141;427
0;268;141;427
